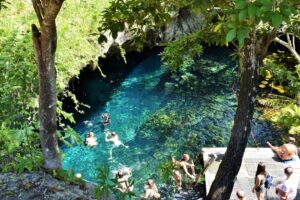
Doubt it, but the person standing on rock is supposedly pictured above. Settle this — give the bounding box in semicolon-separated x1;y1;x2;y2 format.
172;154;196;190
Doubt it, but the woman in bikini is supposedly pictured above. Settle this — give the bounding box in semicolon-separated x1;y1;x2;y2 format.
115;169;133;193
172;154;196;190
141;179;160;199
252;162;267;200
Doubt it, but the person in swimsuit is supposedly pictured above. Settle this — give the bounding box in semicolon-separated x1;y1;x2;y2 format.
84;131;98;147
267;137;298;161
276;167;298;200
115;168;133;193
100;113;111;130
172;154;196;190
140;179;160;199
105;131;128;159
252;162;267;200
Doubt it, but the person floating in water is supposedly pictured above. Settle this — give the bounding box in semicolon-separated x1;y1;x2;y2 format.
140;179;161;199
84;131;98;147
101;113;111;126
172;154;196;190
105;131;128;159
267;137;299;161
115;168;134;193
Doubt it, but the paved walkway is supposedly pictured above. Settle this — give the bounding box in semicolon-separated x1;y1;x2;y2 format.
203;148;300;200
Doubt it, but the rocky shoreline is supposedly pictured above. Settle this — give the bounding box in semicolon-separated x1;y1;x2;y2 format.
0;172;96;200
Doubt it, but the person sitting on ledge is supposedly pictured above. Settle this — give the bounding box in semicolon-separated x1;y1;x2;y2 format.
267;137;298;161
115;168;134;193
140;179;160;199
84;131;98;147
172;154;196;190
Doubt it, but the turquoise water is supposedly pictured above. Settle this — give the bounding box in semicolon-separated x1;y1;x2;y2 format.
62;48;279;196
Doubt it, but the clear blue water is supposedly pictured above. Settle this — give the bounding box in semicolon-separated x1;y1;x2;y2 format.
62;48;280;196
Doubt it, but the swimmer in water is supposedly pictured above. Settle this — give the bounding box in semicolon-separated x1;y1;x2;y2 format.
105;131;128;159
84;131;98;147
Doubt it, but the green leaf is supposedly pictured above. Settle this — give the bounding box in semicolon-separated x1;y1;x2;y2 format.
237;27;249;46
239;9;247;21
226;28;236;42
235;0;247;10
271;12;283;28
248;4;257;18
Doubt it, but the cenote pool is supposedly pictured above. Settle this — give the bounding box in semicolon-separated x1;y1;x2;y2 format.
62;47;280;198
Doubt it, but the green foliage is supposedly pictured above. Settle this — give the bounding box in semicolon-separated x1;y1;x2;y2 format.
52;168;85;185
161;31;203;70
259;52;300;97
0;0;9;10
0;126;43;173
158;160;174;186
56;126;82;147
271;104;300;135
94;165;116;200
0;0;110;173
98;0;190;49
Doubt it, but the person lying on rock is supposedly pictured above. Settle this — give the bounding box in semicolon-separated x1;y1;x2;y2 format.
172;154;196;190
267;137;299;161
84;131;98;147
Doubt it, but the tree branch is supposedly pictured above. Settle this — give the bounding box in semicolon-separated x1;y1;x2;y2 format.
286;33;292;46
32;0;43;26
274;36;300;64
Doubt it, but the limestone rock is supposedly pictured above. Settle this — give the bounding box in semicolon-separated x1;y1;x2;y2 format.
0;172;96;200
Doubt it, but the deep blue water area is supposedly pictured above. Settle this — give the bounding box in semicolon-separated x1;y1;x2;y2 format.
61;47;281;197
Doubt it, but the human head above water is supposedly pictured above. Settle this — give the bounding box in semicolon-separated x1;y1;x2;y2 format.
111;132;116;136
181;154;190;161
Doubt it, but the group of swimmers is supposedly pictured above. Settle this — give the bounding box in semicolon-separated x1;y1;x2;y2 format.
83;113;167;199
84;113;128;160
236;137;299;200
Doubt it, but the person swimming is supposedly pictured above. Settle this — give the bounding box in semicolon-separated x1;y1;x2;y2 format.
172;154;196;190
267;137;298;161
101;113;111;126
84;131;98;147
105;131;128;159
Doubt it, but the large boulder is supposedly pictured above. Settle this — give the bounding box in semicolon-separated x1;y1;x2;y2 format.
103;8;203;56
0;172;96;200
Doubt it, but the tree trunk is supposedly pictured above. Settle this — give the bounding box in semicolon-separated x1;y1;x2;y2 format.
206;30;258;200
31;0;64;169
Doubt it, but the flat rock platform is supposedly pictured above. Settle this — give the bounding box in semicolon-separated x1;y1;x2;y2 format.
203;148;300;200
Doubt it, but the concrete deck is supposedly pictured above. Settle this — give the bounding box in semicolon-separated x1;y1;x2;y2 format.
203;148;300;200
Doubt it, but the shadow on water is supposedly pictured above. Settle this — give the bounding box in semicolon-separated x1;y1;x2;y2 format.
61;46;282;198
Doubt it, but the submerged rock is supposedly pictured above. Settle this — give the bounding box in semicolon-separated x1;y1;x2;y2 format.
0;172;96;200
